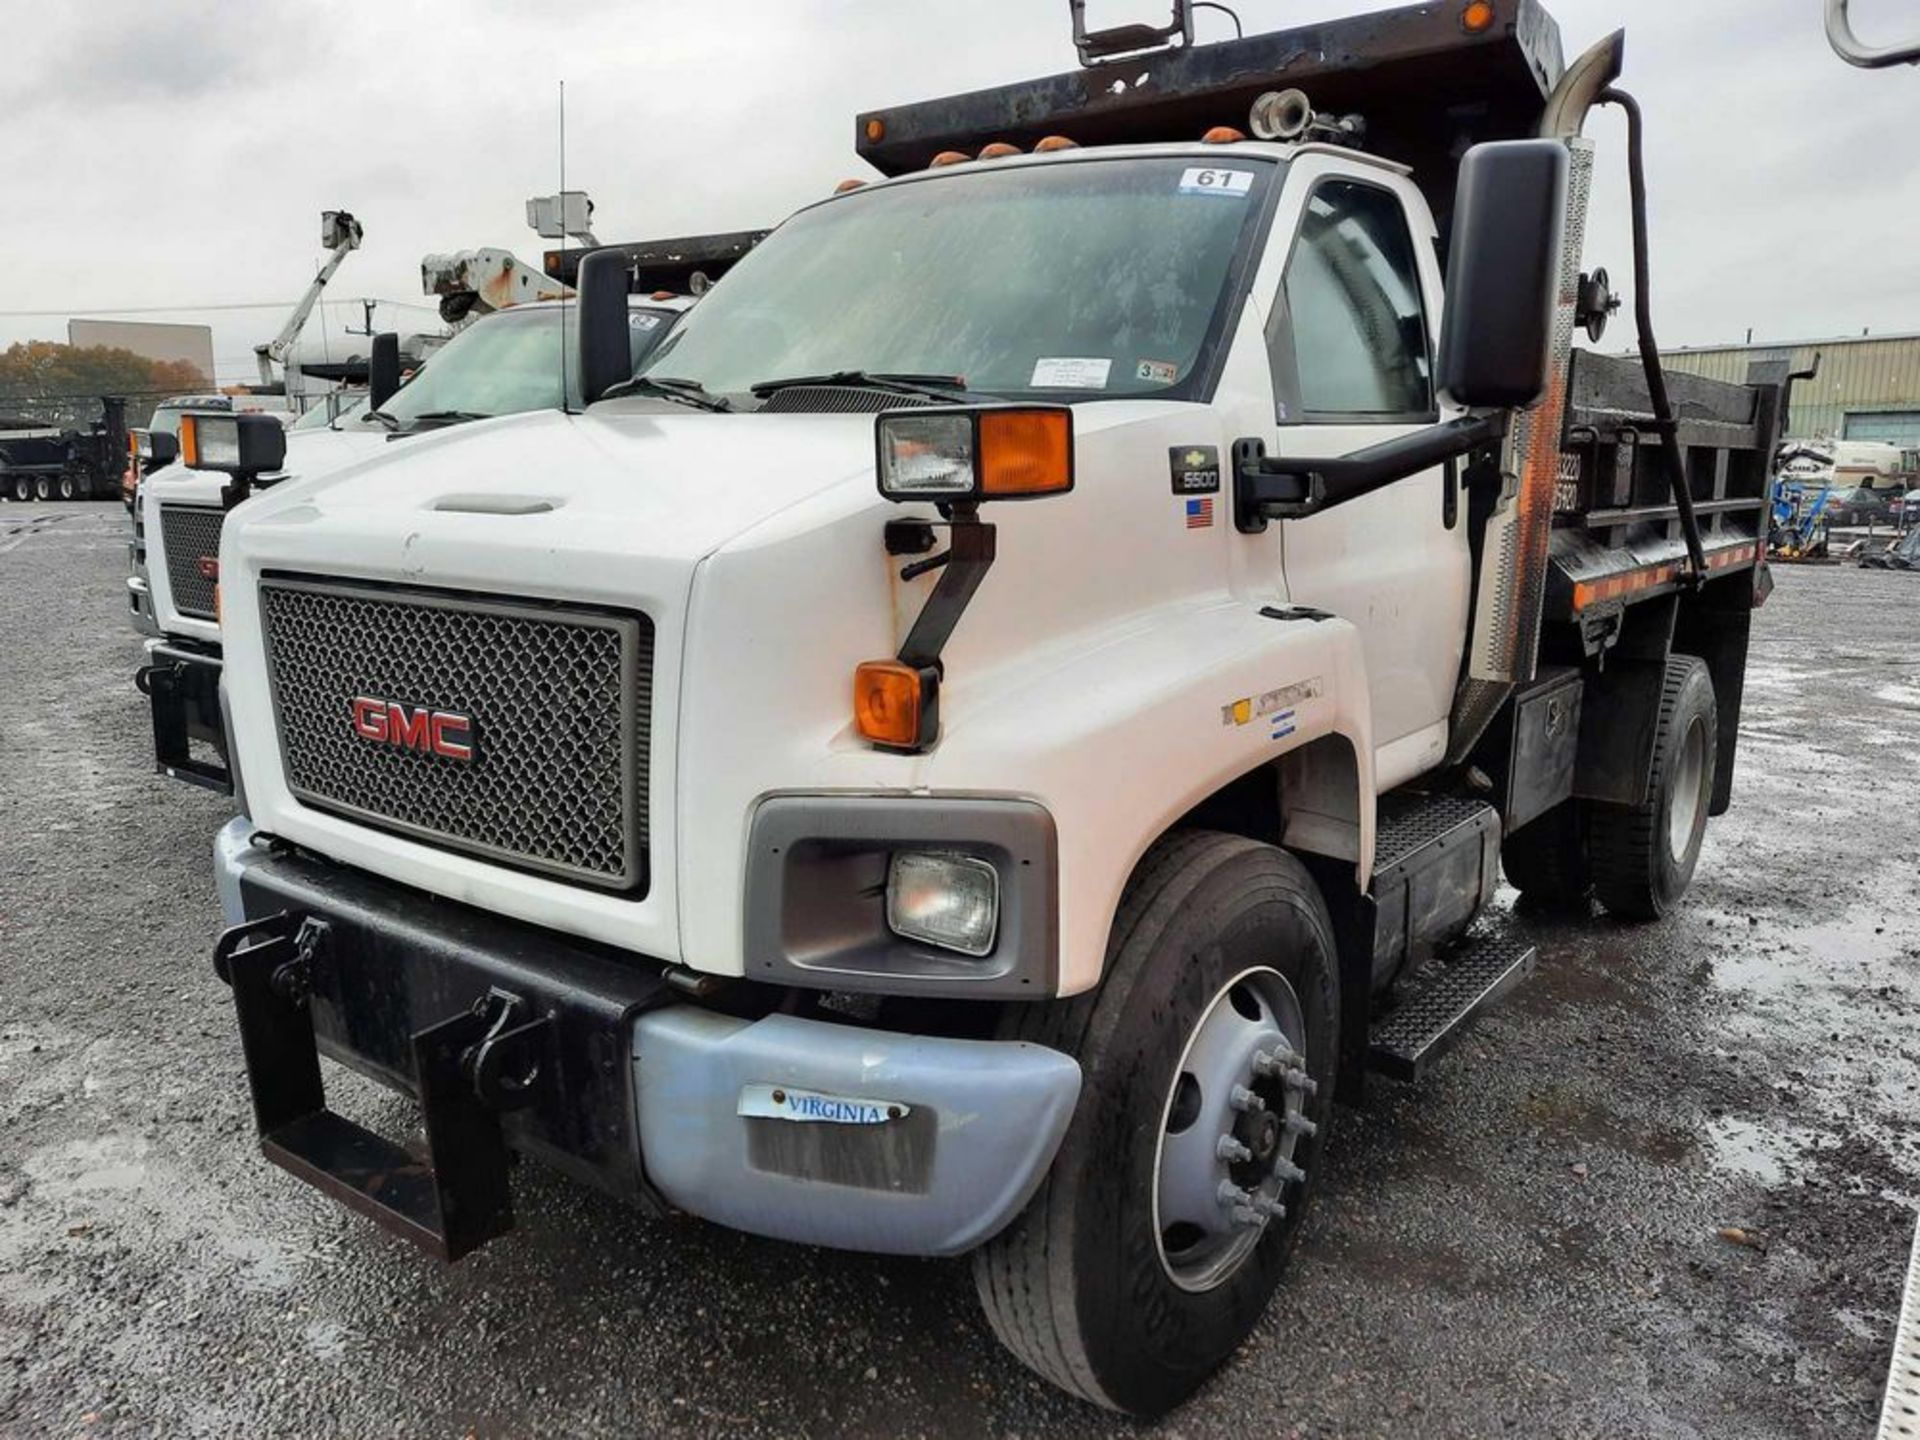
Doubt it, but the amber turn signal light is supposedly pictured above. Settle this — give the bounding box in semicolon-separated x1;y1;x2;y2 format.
1461;0;1497;33
854;660;939;750
178;414;200;468
978;410;1073;497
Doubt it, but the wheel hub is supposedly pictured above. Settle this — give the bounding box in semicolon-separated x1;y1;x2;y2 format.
1153;967;1317;1293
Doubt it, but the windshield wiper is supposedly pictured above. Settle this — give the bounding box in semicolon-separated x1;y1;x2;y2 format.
605;375;732;412
750;371;973;403
408;410;491;424
364;409;400;430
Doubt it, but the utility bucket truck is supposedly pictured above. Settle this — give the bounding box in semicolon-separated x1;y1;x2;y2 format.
199;0;1785;1414
134;233;762;793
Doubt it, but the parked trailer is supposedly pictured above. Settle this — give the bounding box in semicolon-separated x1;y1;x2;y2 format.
0;397;128;502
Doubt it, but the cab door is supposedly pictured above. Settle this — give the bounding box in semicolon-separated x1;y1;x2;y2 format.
1257;164;1469;787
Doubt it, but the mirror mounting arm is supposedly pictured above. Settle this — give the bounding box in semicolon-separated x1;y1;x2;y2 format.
1232;412;1508;533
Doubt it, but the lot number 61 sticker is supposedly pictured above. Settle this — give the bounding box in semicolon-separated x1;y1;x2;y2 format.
1179;167;1254;198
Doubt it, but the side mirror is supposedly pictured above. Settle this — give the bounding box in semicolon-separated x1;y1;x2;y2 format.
577;249;633;406
369;332;402;409
1437;140;1569;411
136;429;179;467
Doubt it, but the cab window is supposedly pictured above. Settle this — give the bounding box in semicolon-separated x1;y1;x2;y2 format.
1269;179;1434;422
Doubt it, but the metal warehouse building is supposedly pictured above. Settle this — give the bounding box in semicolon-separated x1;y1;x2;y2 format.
1658;332;1920;447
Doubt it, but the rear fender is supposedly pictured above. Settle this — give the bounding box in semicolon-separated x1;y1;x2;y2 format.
923;604;1374;995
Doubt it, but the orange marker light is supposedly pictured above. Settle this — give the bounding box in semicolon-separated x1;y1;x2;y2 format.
1461;0;1497;32
179;415;199;467
650;289;676;300
978;410;1073;497
1201;126;1247;144
855;660;933;748
978;142;1021;159
864;117;886;143
930;150;972;167
834;178;868;193
1034;135;1079;152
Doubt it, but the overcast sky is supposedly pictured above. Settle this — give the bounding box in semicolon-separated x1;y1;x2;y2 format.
4;0;1917;386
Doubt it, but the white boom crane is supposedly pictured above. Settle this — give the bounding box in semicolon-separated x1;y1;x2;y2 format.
253;211;363;388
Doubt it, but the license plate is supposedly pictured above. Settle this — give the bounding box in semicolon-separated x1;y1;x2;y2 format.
737;1084;909;1126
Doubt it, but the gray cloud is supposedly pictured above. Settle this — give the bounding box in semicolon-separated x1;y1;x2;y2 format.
2;0;1915;383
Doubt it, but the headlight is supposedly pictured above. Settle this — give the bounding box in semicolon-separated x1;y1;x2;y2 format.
878;413;975;495
886;850;999;957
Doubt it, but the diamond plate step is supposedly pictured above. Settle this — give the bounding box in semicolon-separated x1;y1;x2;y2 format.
1367;934;1538;1082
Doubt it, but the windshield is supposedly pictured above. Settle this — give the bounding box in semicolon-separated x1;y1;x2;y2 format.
640;155;1275;402
150;400;227;437
291;395;364;431
366;304;677;429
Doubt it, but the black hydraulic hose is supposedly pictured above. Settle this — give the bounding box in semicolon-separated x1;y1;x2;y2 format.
1602;86;1708;585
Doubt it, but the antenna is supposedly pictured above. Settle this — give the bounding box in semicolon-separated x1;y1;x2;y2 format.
559;80;571;415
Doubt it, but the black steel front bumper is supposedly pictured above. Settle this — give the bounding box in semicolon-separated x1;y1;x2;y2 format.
135;639;229;794
218;844;672;1259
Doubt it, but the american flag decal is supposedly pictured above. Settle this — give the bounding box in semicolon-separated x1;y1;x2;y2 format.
1185;496;1214;529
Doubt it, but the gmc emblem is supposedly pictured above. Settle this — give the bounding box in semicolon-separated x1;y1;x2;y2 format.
351;697;474;761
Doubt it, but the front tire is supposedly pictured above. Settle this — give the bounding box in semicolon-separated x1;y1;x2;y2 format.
973;831;1339;1415
1590;656;1717;921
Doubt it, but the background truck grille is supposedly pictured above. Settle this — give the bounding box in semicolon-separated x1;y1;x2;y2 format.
259;577;650;892
159;506;225;619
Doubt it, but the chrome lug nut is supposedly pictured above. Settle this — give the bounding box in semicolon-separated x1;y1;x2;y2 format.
1217;1135;1254;1164
1230;1203;1263;1227
1273;1158;1308;1185
1254;1194;1288;1220
1251;1047;1300;1079
1217;1179;1253;1210
1283;1067;1319;1098
1284;1112;1319;1139
1229;1084;1266;1114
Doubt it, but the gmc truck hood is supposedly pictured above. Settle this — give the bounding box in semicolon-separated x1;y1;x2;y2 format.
228;406;882;578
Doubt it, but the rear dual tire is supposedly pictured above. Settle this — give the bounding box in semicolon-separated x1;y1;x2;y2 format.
1589;656;1717;920
974;832;1338;1416
1500;656;1717;921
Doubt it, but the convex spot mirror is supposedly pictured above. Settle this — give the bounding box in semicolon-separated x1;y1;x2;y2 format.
1437;139;1570;411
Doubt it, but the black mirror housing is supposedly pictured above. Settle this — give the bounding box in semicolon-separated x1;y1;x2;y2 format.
369;332;403;409
577;249;633;407
1437;140;1569;411
137;429;179;467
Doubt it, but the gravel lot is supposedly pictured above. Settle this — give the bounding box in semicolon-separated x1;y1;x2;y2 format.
3;500;1918;1437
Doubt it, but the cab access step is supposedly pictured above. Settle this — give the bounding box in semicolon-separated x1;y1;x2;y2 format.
1353;792;1539;1082
1368;934;1538;1081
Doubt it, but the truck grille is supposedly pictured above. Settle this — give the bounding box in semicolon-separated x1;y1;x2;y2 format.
159;506;225;619
258;577;650;892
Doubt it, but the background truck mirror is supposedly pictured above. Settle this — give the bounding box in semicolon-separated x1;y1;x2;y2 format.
369;332;402;410
577;249;634;407
1436;140;1570;411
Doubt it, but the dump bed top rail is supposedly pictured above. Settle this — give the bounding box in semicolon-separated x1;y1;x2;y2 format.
541;230;768;292
857;0;1564;216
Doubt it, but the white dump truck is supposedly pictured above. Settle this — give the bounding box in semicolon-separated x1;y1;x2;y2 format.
196;0;1788;1414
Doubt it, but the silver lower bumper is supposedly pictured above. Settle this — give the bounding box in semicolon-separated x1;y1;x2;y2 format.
127;575;159;637
211;818;1082;1257
634;1008;1079;1256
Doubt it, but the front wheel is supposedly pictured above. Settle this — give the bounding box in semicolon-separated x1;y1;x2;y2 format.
1590;655;1717;921
973;831;1339;1415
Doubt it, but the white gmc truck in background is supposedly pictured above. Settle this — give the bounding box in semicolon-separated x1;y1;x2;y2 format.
189;0;1788;1414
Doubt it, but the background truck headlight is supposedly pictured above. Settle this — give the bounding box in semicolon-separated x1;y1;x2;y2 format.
886;851;999;956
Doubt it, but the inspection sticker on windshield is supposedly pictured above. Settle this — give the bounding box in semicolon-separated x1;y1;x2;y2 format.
1031;356;1111;389
1178;167;1255;198
738;1084;908;1126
